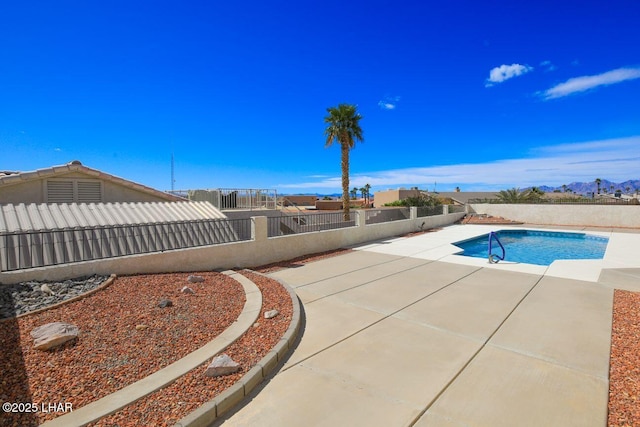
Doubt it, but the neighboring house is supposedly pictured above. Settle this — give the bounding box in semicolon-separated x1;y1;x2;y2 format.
374;188;422;207
0;160;184;204
281;195;318;207
374;189;500;207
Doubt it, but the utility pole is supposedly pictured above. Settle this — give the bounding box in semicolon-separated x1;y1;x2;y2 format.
171;153;175;192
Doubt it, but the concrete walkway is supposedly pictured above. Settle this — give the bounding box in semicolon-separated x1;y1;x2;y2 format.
215;225;639;427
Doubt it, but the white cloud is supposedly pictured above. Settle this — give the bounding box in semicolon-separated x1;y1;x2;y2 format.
541;67;640;100
540;60;557;72
279;136;640;191
378;96;400;110
485;63;533;87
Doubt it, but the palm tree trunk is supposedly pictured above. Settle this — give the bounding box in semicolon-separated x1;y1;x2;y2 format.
341;142;350;221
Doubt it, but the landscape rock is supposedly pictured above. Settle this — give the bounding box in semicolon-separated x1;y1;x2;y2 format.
205;353;241;377
158;299;173;308
40;284;55;296
181;286;195;294
187;275;205;283
31;322;79;351
264;309;279;319
135;324;148;331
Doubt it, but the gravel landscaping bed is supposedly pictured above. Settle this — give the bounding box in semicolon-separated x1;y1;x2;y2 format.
90;270;293;426
608;289;640;427
0;275;110;319
253;248;353;273
0;272;246;427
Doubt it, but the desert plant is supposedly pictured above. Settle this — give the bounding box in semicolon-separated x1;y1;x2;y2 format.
384;193;441;207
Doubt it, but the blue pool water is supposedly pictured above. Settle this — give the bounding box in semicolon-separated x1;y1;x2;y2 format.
454;230;609;266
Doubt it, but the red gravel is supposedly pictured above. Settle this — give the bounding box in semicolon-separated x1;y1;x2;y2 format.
608;289;640;427
460;214;523;225
253;248;352;273
91;270;292;427
0;272;245;427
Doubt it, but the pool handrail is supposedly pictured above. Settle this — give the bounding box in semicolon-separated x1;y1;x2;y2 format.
488;231;505;263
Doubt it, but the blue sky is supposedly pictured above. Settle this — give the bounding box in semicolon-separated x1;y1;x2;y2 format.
2;0;639;194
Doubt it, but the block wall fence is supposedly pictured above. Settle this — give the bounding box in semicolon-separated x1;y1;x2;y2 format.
0;207;465;284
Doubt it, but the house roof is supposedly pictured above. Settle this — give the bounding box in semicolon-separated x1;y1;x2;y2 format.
435;192;499;204
0;160;183;202
0;201;228;233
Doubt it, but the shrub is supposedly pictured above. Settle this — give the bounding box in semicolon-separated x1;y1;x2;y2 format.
384;194;442;207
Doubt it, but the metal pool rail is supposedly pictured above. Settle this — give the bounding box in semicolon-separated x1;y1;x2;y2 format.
488;231;505;263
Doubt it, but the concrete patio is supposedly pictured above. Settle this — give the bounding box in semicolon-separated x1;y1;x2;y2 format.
214;224;640;427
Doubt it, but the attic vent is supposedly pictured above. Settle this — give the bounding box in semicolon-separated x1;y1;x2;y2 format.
46;179;103;203
77;181;102;202
47;181;74;203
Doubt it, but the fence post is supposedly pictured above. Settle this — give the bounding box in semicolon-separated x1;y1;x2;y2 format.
251;216;268;241
410;207;417;220
355;210;366;228
443;205;449;215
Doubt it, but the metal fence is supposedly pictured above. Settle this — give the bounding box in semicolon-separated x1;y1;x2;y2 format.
365;208;410;224
268;212;356;237
0;218;252;272
416;206;444;217
170;188;278;210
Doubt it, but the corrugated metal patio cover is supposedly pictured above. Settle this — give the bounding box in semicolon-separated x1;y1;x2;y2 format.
0;201;227;233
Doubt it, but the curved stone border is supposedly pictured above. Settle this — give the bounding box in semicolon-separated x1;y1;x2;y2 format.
0;274;117;324
41;270;261;427
174;270;303;427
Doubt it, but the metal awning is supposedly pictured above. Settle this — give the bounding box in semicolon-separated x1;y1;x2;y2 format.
0;201;227;233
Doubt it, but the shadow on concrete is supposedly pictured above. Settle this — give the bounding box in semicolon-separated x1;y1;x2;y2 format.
0;286;38;427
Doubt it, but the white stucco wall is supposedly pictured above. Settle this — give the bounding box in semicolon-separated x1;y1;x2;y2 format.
0;209;465;284
470;203;640;228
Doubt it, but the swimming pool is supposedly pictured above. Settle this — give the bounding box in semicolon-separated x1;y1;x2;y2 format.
454;230;609;266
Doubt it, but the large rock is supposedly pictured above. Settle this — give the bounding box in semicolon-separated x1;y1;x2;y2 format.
187;275;205;283
264;309;279;319
205;354;241;377
31;322;79;351
40;284;54;296
158;299;173;308
181;286;195;294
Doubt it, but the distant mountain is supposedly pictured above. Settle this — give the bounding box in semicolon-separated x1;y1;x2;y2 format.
528;179;640;195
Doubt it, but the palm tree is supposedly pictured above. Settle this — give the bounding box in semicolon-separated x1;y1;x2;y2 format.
364;183;371;205
324;104;364;220
350;187;358;199
529;187;545;200
496;188;540;203
595;178;601;194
